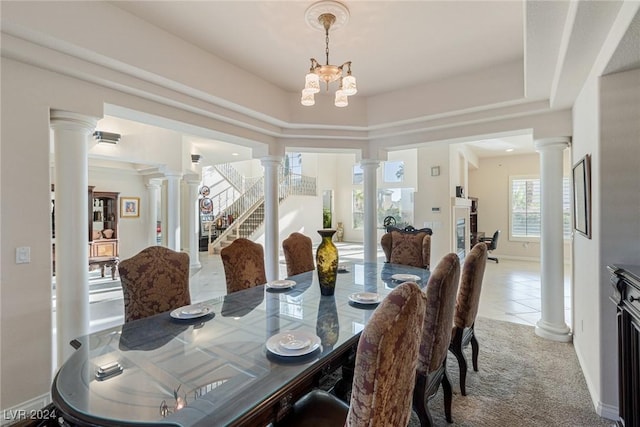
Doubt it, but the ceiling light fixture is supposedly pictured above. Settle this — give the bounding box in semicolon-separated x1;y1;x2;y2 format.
93;131;121;144
301;1;356;107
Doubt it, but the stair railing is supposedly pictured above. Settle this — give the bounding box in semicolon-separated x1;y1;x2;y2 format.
209;170;317;251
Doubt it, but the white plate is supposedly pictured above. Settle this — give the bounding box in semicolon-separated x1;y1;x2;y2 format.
278;333;311;350
266;280;296;289
170;304;212;320
266;331;321;357
391;273;422;282
349;292;381;304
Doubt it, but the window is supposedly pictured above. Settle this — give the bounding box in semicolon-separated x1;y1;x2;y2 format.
352;189;364;229
510;176;571;240
383;161;404;183
352;164;363;184
284;152;302;176
352;188;414;230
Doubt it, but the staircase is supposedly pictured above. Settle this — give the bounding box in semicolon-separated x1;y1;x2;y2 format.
205;165;316;254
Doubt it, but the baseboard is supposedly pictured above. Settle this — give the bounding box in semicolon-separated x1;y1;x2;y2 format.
574;348;619;423
1;394;51;426
596;401;619;422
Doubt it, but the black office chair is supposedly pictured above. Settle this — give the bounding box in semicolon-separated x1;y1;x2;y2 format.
480;230;500;263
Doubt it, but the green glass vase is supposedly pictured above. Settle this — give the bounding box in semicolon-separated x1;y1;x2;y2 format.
316;229;339;296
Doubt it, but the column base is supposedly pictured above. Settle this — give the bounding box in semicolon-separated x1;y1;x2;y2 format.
190;261;202;270
535;319;572;342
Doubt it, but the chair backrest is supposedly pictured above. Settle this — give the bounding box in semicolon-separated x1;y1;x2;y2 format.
380;226;432;269
417;253;461;375
220;238;267;294
454;243;488;329
282;232;315;277
487;230;500;250
347;281;426;426
118;246;191;323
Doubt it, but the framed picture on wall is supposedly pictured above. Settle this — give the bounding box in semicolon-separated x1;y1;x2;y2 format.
572;154;591;239
121;197;140;218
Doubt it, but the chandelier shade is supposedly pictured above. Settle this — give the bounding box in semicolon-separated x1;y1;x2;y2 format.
301;1;356;107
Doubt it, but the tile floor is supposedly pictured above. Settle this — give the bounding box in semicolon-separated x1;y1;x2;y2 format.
69;242;572;336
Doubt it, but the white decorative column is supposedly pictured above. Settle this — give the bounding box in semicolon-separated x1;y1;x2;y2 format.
50;110;98;365
534;137;572;342
146;179;161;247
185;176;202;269
262;156;282;281
165;172;182;251
361;160;380;263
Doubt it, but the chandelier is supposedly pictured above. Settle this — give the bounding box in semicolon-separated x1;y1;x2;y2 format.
301;1;357;107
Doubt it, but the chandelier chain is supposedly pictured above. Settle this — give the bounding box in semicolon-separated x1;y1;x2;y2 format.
325;27;330;66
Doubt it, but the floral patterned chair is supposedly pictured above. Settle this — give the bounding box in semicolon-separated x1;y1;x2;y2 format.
220;238;267;294
380;225;432;269
413;253;461;426
449;242;488;395
282;232;315;277
276;281;426;427
118;246;191;323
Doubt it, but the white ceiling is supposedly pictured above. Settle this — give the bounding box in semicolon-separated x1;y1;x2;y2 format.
101;0;530;160
111;1;524;97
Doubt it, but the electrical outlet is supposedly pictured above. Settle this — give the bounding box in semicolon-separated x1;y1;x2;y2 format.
16;246;31;264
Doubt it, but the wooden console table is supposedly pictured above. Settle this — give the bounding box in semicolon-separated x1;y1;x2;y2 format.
608;264;640;427
89;256;119;280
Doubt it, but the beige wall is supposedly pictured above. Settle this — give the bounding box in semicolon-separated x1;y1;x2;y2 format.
468;152;572;262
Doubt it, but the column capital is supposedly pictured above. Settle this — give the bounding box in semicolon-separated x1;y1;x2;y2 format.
360;159;380;169
260;155;283;168
183;173;201;185
534;137;571;153
164;171;183;179
145;178;162;189
50;110;99;134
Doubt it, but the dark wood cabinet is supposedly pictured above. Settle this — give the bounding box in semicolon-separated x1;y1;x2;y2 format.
91;190;119;257
609;264;640;427
52;186;119;272
469;197;480;246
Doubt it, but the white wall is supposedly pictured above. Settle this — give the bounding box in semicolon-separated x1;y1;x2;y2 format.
572;67;640;418
415;144;451;264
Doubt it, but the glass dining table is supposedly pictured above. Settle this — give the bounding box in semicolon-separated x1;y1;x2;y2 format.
51;260;430;427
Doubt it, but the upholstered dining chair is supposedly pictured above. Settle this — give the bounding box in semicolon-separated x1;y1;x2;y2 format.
282;232;315;277
276;281;426;427
413;253;461;427
118;246;191;323
381;225;432;269
449;242;488;396
220;238;267;294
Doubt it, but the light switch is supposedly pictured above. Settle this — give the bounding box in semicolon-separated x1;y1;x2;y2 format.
16;246;31;264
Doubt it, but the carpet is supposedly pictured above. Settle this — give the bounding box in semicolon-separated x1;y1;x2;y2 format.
325;317;613;427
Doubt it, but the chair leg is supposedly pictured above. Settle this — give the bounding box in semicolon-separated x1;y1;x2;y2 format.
412;373;433;427
442;364;453;423
488;255;498;263
470;330;480;372
449;327;468;396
